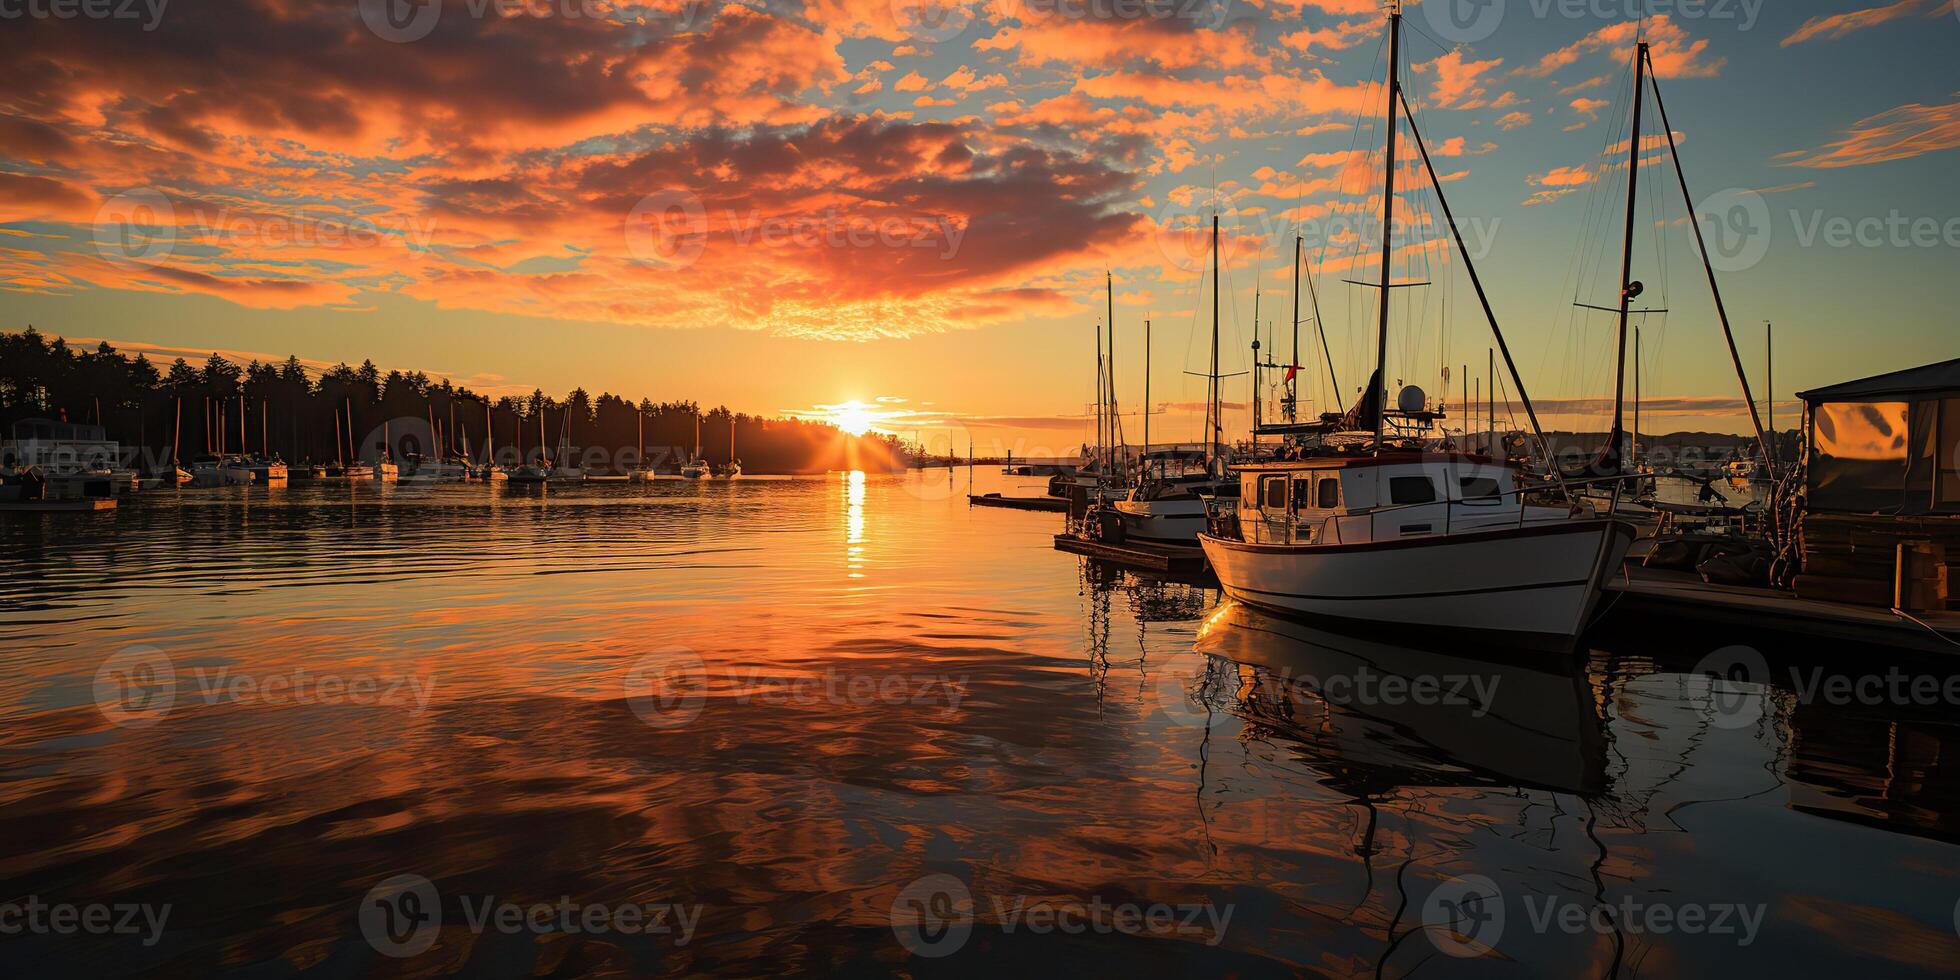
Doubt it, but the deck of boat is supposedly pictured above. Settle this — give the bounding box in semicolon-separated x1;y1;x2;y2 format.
1606;564;1959;653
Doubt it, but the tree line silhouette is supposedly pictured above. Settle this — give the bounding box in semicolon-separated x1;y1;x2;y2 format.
0;327;904;474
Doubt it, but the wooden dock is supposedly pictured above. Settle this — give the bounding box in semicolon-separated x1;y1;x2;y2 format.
1053;533;1211;577
970;493;1068;513
1606;565;1958;653
0;497;118;513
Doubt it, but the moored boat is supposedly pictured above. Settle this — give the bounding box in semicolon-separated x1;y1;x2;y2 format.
1111;450;1232;544
1200;453;1634;650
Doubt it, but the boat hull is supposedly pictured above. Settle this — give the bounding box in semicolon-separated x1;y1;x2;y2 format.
1199;520;1636;652
1112;499;1208;544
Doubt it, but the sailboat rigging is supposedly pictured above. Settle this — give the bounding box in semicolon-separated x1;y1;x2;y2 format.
1197;2;1636;652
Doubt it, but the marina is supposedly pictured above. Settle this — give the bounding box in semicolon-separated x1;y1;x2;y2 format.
2;0;1956;975
5;468;1959;977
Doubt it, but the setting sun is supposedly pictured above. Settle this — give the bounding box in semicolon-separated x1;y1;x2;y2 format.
830;402;876;436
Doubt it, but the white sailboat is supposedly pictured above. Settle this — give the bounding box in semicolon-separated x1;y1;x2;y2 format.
508;406;550;483
1198;3;1635;653
719;416;741;478
1106;243;1234;544
473;400;508;481
627;411;655;481
680;409;710;479
549;405;586;481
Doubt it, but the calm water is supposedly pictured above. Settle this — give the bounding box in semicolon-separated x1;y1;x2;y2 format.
3;471;1958;977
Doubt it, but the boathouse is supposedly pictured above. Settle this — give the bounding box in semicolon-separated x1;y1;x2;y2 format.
1793;358;1960;607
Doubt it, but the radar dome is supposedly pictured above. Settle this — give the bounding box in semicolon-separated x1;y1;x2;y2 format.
1396;385;1426;414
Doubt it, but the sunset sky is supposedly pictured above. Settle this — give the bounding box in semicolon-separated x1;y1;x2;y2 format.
2;0;1956;456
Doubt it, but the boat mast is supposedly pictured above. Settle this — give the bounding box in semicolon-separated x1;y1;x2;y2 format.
1605;41;1650;474
1370;2;1401;454
1633;326;1641;463
1646;49;1776;481
1209;213;1221;467
485;401;495;467
1765;320;1773;463
1288;235;1300;422
171;396;181;467
1251;282;1261;449
1106;270;1119;478
1094;320;1105;472
1143;318;1151;460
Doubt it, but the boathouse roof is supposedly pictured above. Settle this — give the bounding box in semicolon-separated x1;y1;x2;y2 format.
1798;357;1960;403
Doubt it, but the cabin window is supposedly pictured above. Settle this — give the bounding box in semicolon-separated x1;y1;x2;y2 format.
1458;476;1502;504
1388;475;1437;505
1317;477;1341;509
1262;476;1288;510
1291;479;1314;512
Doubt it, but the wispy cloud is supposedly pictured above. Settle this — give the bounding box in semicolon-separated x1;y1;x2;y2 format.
1776;96;1960;167
1782;0;1922;47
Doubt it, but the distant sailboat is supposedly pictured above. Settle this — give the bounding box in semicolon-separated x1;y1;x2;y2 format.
474;400;508;481
1107;254;1234;544
509;406;550;483
628;410;655;481
680;409;710;479
719;415;741;478
550;406;586;481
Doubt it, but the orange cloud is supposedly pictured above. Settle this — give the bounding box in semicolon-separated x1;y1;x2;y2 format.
1782;0;1922;46
1415;50;1503;109
1775;96;1960;168
1523;164;1593;206
1520;16;1724;80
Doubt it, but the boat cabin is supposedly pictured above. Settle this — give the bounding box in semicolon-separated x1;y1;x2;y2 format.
1232;452;1568;546
1;418;119;473
1129;448;1229;501
1791;358;1960;608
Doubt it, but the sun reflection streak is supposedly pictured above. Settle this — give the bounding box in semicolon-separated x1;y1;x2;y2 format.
844;470;866;577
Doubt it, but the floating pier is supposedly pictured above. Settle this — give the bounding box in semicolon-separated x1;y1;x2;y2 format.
1605;565;1958;653
0;497;118;513
970;493;1068;513
1052;533;1211;577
